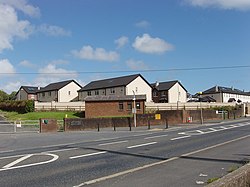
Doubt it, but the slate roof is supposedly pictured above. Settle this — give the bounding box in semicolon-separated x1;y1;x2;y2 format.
37;80;82;93
20;86;39;94
151;80;187;92
79;74;150;91
85;95;146;101
202;86;250;96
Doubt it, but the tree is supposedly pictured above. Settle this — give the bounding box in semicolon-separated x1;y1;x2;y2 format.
8;91;17;100
0;90;8;102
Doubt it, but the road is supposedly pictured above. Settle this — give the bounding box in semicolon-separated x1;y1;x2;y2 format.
0;118;249;187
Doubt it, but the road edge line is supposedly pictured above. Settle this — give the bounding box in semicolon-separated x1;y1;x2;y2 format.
74;134;250;187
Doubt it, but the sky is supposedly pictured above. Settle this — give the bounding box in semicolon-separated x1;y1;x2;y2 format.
0;0;250;94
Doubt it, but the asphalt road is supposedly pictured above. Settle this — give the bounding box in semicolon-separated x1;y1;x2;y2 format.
0;118;249;187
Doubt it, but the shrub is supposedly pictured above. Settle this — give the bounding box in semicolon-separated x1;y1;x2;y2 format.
0;100;34;113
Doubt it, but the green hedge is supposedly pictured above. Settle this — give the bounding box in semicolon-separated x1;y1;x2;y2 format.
0;100;34;113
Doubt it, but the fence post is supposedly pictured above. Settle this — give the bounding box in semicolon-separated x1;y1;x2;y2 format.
148;120;151;129
97;123;100;132
14;121;16;133
114;123;116;131
165;118;169;129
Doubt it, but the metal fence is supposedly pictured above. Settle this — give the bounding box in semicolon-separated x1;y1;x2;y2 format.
0;120;39;133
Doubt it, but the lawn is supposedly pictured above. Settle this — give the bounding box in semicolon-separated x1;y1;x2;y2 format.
0;110;83;121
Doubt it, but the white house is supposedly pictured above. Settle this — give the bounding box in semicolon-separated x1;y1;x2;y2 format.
151;81;187;103
78;74;152;102
37;80;82;102
201;86;250;103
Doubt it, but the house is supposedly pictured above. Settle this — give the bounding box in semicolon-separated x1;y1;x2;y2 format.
151;81;187;103
16;86;39;101
37;80;82;102
85;95;146;118
201;86;250;103
78;74;152;102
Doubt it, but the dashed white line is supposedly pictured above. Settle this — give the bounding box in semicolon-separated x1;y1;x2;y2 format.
99;140;128;146
144;134;168;140
171;136;191;141
70;151;107;159
127;142;157;149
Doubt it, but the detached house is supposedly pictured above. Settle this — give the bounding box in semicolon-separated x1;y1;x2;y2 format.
16;86;39;101
201;86;250;103
78;74;152;102
151;81;187;103
37;80;82;102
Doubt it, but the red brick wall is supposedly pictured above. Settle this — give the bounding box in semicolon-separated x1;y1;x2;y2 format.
39;119;58;133
85;100;145;118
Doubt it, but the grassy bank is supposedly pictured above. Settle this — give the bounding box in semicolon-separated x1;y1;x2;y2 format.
0;110;83;121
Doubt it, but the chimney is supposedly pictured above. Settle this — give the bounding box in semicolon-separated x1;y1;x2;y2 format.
215;85;218;92
155;81;159;87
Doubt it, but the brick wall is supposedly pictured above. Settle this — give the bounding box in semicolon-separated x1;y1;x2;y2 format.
85;100;145;118
39;119;58;133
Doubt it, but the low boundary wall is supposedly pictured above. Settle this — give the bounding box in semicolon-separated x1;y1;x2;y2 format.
206;163;250;187
64;115;167;131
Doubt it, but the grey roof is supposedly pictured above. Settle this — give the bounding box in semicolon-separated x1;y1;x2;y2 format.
79;74;150;92
151;80;187;92
20;86;39;94
37;80;82;93
85;95;146;102
202;86;250;96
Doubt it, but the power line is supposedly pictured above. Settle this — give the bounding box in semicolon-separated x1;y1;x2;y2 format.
1;65;250;75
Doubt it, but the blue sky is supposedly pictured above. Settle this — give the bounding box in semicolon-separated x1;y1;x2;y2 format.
0;0;250;94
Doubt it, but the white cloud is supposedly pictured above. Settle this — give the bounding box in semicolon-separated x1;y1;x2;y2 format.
126;59;148;70
185;0;250;10
19;60;35;68
132;34;174;54
72;45;120;62
135;20;151;29
0;0;40;17
37;24;71;37
115;36;129;49
50;59;70;65
36;64;78;86
0;4;32;53
2;81;21;93
0;59;16;75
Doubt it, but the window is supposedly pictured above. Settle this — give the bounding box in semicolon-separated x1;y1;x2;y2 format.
119;102;124;110
153;91;158;97
161;91;167;96
95;90;99;95
136;102;141;110
127;102;132;110
110;88;115;94
68;91;71;95
87;91;91;96
49;92;52;96
42;93;45;97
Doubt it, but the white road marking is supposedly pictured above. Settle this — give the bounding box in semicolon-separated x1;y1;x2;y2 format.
196;130;205;134
208;128;217;132
74;134;250;187
171;136;191;141
3;154;33;169
144;134;168;140
0;150;14;154
99;140;128;146
127;142;157;149
70;151;107;159
0;153;59;172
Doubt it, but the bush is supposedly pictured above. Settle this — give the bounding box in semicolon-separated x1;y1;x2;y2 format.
25;100;34;113
0;100;34;113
